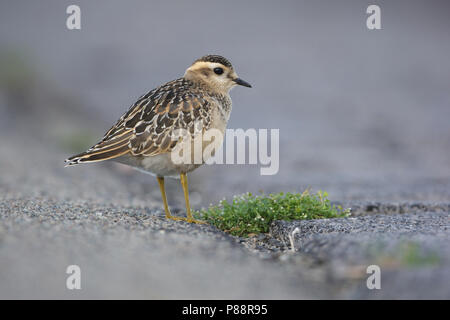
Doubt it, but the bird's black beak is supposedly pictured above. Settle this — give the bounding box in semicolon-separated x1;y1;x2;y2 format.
233;78;252;88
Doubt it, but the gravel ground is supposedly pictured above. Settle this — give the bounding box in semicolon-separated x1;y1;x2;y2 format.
275;212;450;299
2;197;448;299
0;132;448;298
0;198;323;299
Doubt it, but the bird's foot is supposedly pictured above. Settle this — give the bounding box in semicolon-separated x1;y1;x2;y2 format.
166;215;206;224
165;215;186;222
185;217;207;224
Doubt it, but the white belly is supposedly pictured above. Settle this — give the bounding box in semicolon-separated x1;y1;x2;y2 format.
115;152;201;178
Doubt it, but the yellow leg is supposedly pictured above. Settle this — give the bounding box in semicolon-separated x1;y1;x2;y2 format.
180;173;205;224
157;176;184;221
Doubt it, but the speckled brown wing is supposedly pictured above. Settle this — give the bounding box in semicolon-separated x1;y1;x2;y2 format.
65;78;213;165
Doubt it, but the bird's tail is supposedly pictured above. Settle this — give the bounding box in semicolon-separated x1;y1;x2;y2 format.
64;139;131;167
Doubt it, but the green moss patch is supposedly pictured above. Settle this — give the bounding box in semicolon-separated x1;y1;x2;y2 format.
195;190;350;237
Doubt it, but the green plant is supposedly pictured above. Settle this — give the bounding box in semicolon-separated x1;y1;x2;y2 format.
194;190;350;237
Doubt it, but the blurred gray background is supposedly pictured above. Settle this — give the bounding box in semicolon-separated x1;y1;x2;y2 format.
1;0;449;206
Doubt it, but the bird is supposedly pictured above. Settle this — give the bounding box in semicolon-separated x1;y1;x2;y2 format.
65;55;252;223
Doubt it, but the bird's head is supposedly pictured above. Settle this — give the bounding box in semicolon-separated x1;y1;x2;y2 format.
184;55;252;93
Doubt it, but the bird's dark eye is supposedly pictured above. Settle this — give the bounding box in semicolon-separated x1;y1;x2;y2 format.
213;67;224;75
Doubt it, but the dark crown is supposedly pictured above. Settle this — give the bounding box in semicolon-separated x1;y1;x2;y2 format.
194;55;233;69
